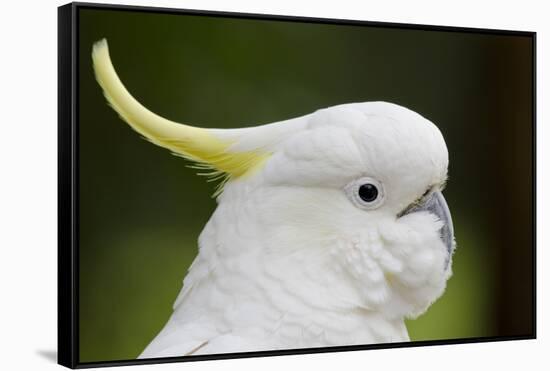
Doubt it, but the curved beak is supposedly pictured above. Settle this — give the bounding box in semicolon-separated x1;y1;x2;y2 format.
402;191;455;268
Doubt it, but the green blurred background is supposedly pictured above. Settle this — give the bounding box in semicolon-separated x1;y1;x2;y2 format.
77;7;534;363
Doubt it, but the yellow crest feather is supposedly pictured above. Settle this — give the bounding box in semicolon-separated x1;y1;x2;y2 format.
91;39;269;195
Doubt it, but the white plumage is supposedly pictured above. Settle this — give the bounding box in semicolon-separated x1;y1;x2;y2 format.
92;39;455;358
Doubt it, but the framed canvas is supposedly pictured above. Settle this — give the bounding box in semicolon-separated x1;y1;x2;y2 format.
58;2;536;369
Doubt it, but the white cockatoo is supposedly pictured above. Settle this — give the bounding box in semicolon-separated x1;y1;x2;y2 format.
92;39;455;358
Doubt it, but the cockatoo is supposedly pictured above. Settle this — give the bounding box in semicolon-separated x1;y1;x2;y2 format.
92;39;455;359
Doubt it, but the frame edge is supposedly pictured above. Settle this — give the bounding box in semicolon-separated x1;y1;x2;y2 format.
58;2;78;369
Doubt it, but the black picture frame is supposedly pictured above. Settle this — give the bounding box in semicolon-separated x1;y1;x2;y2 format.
58;2;536;369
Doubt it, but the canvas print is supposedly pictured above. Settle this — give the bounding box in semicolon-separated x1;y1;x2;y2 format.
58;3;535;368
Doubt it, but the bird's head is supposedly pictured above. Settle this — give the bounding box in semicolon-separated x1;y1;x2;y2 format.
93;39;455;321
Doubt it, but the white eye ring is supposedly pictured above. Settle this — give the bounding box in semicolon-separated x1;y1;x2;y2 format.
344;177;385;210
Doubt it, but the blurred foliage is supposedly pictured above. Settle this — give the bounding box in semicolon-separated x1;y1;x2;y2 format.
77;7;533;363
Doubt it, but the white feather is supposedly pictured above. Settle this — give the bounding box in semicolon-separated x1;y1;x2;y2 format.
137;102;452;358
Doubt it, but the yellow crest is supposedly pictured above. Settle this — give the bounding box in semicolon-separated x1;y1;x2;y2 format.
92;39;269;195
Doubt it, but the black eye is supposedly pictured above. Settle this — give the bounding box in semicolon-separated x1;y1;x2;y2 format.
358;183;379;203
344;177;385;210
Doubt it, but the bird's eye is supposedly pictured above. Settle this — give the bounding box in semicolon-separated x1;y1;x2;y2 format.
359;183;378;202
344;177;385;210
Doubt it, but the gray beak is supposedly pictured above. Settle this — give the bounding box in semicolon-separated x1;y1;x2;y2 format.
402;191;455;268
